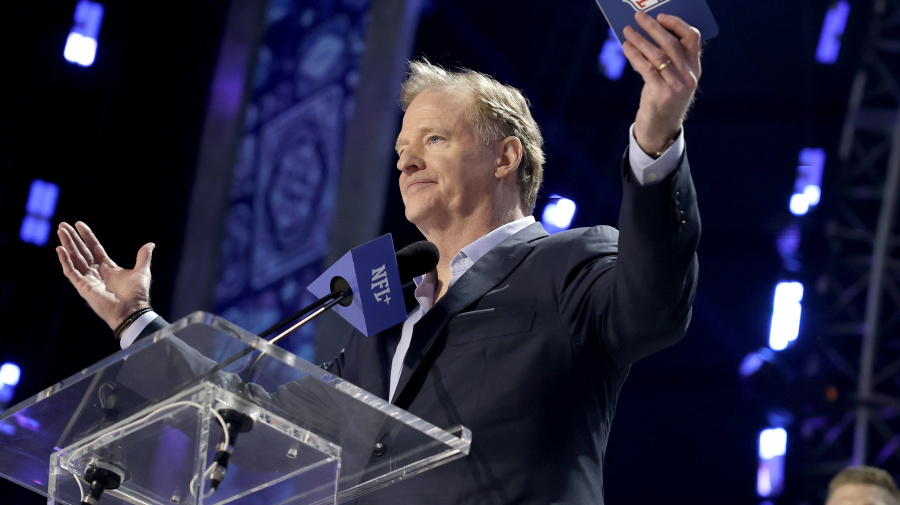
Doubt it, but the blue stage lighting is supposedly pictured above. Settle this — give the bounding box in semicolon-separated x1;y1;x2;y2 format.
789;194;810;216
19;216;52;246
769;282;803;351
758;427;787;459
804;184;821;207
64;33;99;67
775;223;801;268
789;148;825;215
757;427;787;497
796;148;824;198
20;179;59;247
816;0;850;64
599;28;626;81
739;351;766;378
541;195;577;234
64;1;105;67
26;180;59;218
0;363;20;387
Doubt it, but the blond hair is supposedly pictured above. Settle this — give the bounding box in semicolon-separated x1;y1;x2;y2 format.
400;59;545;213
828;466;900;503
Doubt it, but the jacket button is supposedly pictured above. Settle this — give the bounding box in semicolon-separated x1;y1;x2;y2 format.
679;221;687;233
373;443;386;456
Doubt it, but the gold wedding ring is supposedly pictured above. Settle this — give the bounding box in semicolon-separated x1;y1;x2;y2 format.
657;61;671;72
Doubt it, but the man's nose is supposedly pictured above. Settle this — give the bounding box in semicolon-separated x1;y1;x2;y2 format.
397;149;422;173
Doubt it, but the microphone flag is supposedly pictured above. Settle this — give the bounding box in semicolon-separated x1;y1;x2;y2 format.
306;234;408;336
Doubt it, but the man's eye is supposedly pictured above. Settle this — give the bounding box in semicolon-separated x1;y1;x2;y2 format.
429;136;441;144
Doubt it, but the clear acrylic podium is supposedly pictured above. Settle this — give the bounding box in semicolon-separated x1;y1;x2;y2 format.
0;312;471;504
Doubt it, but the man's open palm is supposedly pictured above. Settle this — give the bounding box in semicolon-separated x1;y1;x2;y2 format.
56;221;153;330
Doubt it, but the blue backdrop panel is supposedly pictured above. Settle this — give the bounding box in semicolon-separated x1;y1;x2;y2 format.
214;0;372;362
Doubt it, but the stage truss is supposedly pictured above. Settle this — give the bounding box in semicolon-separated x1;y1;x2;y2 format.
798;0;900;496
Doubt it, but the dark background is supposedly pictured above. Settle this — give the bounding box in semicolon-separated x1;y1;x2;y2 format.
0;0;864;503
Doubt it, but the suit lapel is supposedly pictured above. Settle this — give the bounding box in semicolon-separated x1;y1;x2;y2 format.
391;222;549;405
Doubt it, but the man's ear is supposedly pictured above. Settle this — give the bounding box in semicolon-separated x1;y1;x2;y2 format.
494;136;523;180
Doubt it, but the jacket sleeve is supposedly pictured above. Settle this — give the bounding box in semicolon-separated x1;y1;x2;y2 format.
557;150;700;368
607;150;700;365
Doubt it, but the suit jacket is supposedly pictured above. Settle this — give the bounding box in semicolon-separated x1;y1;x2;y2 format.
137;153;699;504
321;154;700;504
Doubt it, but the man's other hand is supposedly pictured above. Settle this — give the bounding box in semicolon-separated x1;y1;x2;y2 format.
56;221;154;331
623;11;702;156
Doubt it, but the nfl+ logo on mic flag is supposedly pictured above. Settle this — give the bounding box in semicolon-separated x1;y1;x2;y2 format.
595;0;718;46
307;234;408;336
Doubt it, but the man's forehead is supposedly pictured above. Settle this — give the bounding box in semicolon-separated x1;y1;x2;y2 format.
395;89;474;148
828;483;897;505
404;88;474;120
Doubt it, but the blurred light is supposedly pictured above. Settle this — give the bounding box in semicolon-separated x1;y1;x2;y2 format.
64;33;98;67
20;180;59;247
775;223;801;264
759;428;787;458
64;1;105;67
0;363;21;387
789;193;810;216
791;148;825;214
599;28;626;81
769;282;804;351
541;195;577;234
816;0;850;64
758;428;787;497
0;385;12;404
804;184;821;206
740;352;766;378
25;180;59;218
13;412;40;431
758;455;785;497
19;216;52;246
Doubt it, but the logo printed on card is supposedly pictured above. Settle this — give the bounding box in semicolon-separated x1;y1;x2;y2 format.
623;0;673;12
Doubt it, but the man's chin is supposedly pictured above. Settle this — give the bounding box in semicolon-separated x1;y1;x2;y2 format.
404;207;438;230
405;209;425;226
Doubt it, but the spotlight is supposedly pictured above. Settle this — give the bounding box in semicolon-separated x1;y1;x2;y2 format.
19;179;59;246
769;281;804;351
816;1;850;64
541;195;577;234
63;1;105;68
599;28;626;81
757;427;787;497
0;363;21;387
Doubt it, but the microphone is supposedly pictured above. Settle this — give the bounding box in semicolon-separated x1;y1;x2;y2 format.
307;234;427;336
255;236;436;344
205;236;438;494
396;241;439;284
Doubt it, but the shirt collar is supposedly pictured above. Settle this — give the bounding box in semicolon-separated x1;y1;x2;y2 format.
457;215;535;266
413;216;535;310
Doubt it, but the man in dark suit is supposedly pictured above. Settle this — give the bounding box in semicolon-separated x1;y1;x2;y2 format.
58;11;702;504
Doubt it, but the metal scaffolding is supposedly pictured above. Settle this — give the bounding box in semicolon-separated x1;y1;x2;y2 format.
800;0;900;494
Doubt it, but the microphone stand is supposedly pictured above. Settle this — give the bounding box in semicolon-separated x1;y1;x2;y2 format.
206;277;354;493
184;279;353;390
242;280;352;384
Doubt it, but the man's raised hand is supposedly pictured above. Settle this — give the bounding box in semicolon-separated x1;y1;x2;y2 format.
56;221;154;331
622;11;702;156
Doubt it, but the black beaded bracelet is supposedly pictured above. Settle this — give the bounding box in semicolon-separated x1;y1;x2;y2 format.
114;307;154;339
